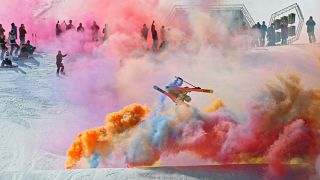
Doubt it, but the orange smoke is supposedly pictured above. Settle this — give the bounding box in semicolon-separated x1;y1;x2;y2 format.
66;104;150;169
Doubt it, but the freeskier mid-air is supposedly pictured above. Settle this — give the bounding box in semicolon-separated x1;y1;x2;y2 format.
153;76;214;106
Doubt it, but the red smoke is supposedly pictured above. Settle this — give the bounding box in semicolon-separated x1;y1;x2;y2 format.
123;73;320;178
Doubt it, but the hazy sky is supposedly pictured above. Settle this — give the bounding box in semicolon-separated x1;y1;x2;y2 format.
176;0;320;43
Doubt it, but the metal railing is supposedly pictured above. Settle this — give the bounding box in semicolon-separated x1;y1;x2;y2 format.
167;4;255;27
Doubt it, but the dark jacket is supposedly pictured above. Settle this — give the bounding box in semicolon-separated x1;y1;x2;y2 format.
152;30;158;40
261;24;267;35
11;26;17;37
56;54;67;64
306;19;316;33
19;27;27;37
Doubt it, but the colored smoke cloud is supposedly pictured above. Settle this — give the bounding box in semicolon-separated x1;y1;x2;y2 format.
34;2;319;177
2;0;320;178
66;104;150;169
66;73;320;178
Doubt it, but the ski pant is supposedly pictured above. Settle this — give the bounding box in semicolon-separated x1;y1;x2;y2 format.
1;45;8;60
56;62;64;73
281;33;288;45
260;33;266;47
20;36;25;45
152;39;158;51
10;43;20;56
308;32;316;43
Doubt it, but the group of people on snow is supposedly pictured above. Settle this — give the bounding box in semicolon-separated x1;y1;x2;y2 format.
54;20;168;75
141;20;167;52
2;16;317;71
247;16;316;47
248;21;268;47
53;16;316;75
248;20;290;47
0;23;36;67
55;20;108;42
54;16;317;75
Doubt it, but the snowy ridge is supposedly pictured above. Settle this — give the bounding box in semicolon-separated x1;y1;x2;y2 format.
0;165;314;180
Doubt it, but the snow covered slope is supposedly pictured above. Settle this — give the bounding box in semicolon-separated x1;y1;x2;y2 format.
0;165;314;180
0;53;68;171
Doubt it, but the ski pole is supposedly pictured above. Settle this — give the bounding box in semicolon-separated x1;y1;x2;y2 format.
174;76;197;88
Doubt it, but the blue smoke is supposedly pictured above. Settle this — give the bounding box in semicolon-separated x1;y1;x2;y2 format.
151;115;174;149
89;153;101;168
148;77;193;149
150;78;183;148
158;78;183;108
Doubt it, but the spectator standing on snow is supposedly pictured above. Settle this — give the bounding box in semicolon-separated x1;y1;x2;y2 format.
141;24;149;41
9;31;20;56
267;23;276;46
77;23;85;32
260;21;267;47
11;23;18;39
91;21;100;42
151;21;158;51
160;25;166;42
102;24;108;41
56;21;62;37
306;16;316;43
19;24;27;45
251;24;259;47
61;20;67;33
280;22;288;45
66;20;75;31
56;50;67;75
256;22;261;46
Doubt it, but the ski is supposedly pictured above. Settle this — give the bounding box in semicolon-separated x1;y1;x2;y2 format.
153;85;190;106
169;87;214;93
153;85;177;102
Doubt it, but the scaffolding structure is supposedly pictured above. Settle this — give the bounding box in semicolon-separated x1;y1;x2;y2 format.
269;3;304;44
168;4;255;28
